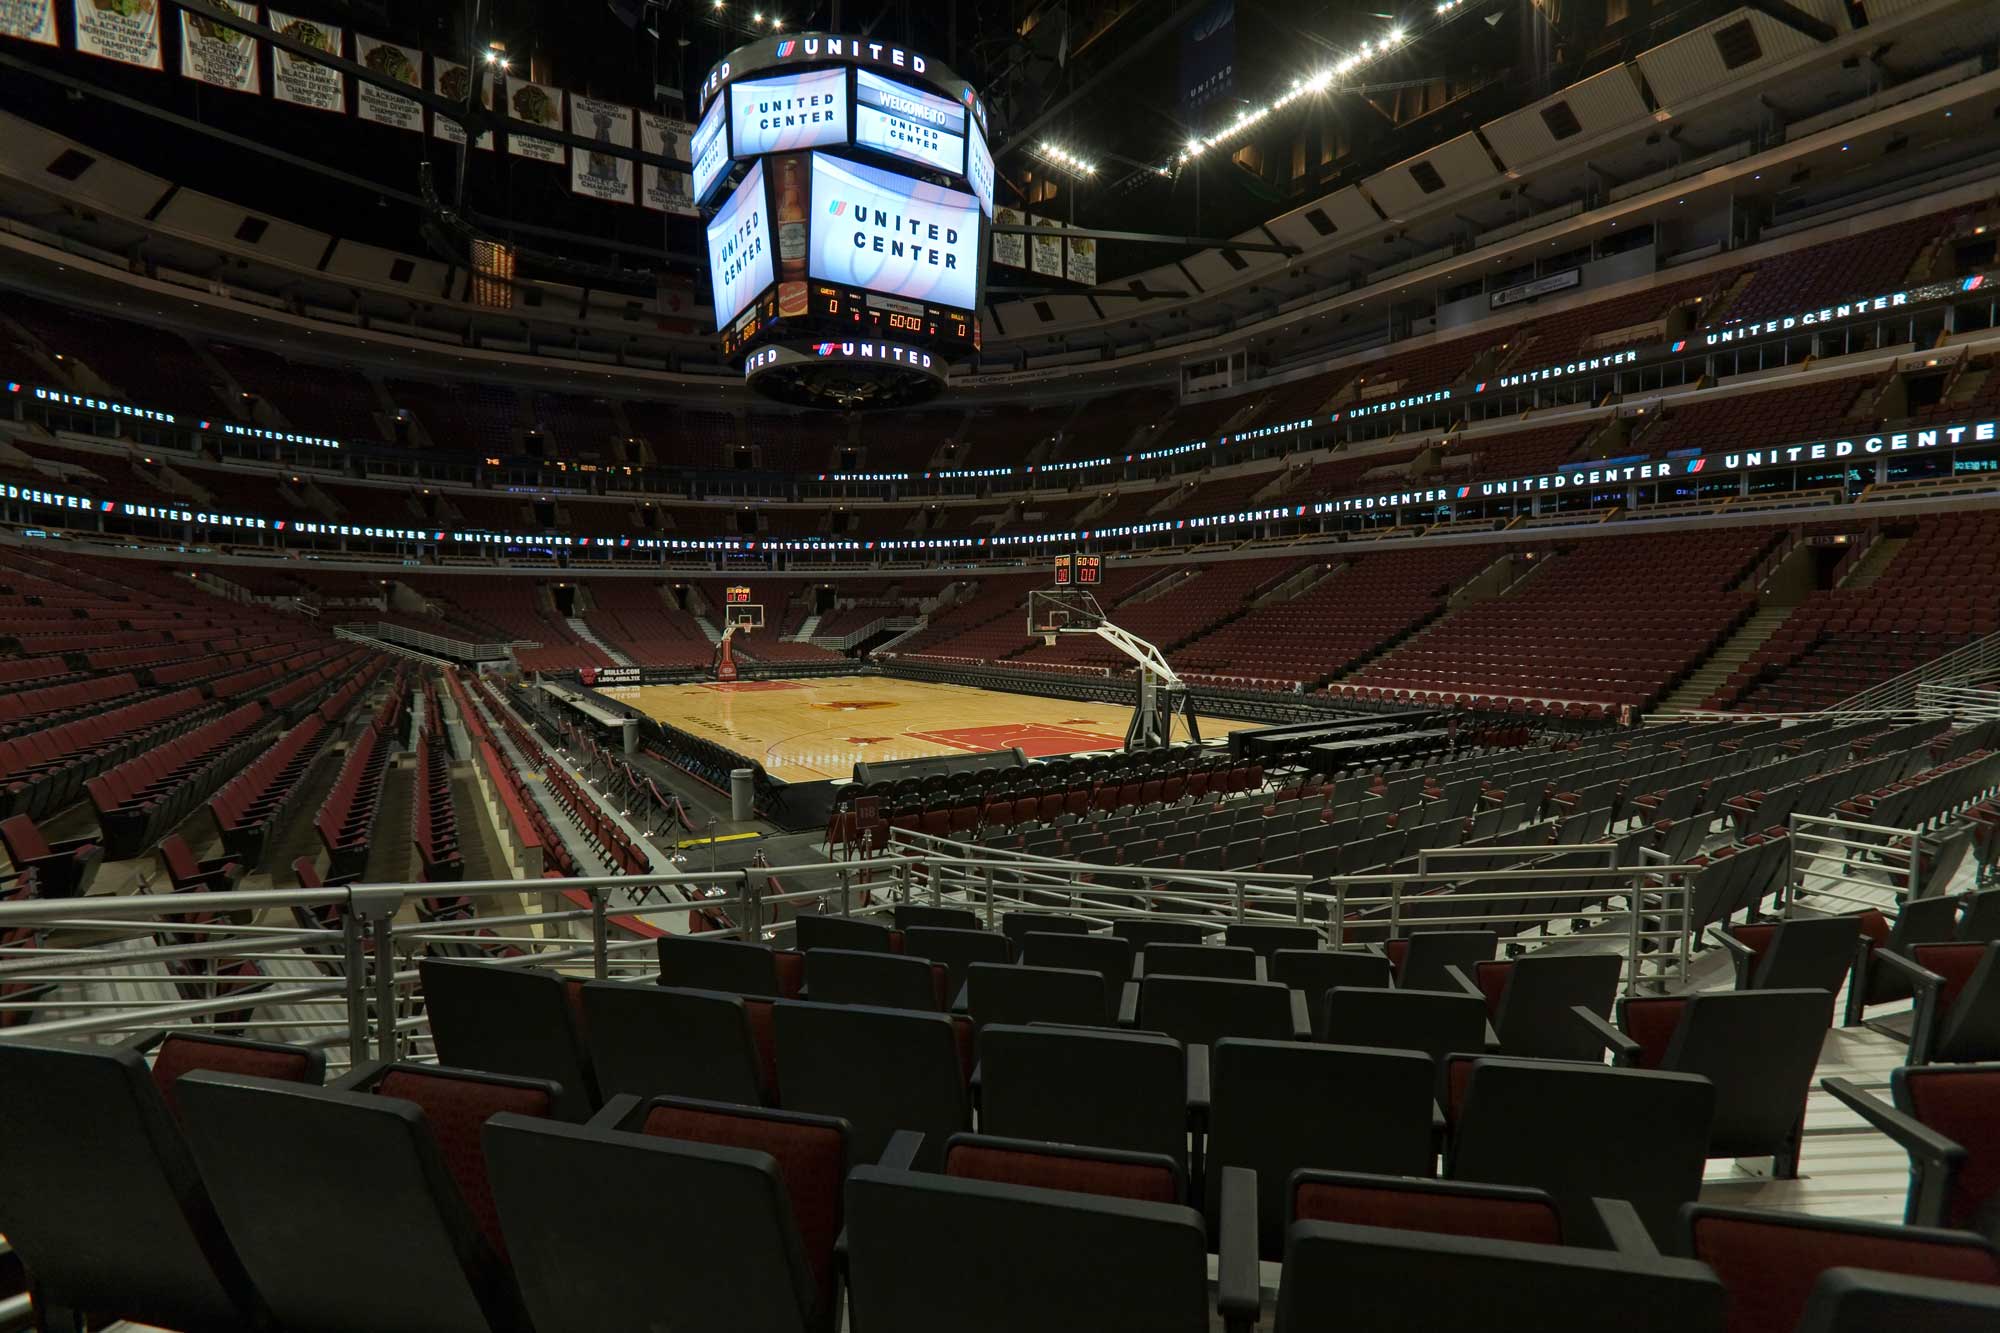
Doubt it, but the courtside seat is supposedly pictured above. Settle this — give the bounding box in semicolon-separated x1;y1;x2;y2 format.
1825;1063;2000;1239
420;959;599;1119
1288;1170;1563;1245
1208;1039;1436;1256
845;1162;1223;1333
1446;1057;1715;1249
580;981;768;1106
0;813;103;898
1684;1204;2000;1333
1580;989;1833;1178
1263;1218;1726;1333
483;1110;832;1333
0;1033;322;1332
772;1000;967;1169
978;1024;1192;1180
656;934;803;998
178;1067;547;1333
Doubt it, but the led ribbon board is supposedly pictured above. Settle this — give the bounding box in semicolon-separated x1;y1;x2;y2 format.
854;69;966;175
808;153;980;311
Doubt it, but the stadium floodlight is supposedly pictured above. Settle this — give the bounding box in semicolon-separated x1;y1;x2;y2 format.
1034;142;1097;177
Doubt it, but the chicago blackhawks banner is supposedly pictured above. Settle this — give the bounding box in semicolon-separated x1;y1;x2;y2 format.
267;10;343;112
569;94;634;204
431;58;493;149
1030;215;1064;279
505;77;565;163
1066;235;1098;287
179;1;258;93
640;112;697;216
75;0;163;69
992;206;1026;268
356;34;423;131
0;0;58;46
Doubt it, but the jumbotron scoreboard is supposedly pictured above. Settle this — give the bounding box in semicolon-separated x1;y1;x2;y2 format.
697;34;992;408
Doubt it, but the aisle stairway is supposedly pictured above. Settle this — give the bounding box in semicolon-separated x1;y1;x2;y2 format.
1841;535;1907;589
566;616;633;668
1657;606;1792;713
789;613;822;642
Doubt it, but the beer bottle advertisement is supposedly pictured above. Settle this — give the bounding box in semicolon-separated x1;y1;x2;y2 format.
775;153;809;318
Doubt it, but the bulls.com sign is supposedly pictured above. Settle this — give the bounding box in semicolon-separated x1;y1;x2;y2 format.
808;152;980;311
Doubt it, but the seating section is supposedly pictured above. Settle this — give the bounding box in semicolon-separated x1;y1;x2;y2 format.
412;683;461;882
1720;216;1943;327
582;581;712;668
313;680;408;878
1634;374;1881;458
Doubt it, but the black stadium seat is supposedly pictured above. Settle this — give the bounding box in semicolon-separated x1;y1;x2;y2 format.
580;981;769;1106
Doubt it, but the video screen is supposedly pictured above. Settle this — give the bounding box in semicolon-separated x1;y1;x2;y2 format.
707;160;773;330
808;153;981;311
853;69;966;176
691;93;730;203
966;123;995;219
729;67;850;158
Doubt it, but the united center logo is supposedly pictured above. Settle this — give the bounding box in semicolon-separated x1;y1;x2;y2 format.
825;198;962;273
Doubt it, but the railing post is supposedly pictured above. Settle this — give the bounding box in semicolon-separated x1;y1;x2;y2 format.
983;865;996;929
371;916;397;1064
1387;877;1403;943
590;888;609;980
1331;879;1347;949
342;908;368;1062
1678;872;1692;988
740;871;763;940
839;865;852;918
1626;869;1643;997
896;858;910;908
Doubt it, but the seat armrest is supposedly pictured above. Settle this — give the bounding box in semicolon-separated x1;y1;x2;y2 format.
877;1129;925;1171
1592;1197;1658;1257
1875;951;1946;1063
1571;1004;1640;1065
118;1029;168;1055
1288;988;1313;1042
1116;979;1140;1028
586;1092;645;1131
330;1059;389;1093
1823;1076;1965;1227
1216;1165;1262;1333
1707;926;1754;961
1441;963;1483;999
1185;1042;1210;1120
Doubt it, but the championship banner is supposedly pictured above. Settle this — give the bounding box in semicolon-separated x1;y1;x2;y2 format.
992;205;1026;268
355;34;423;131
0;0;59;46
267;10;343;113
1066;235;1098;288
569;94;635;204
431;58;493;149
505;78;565;163
1029;215;1064;279
179;0;257;92
640;112;698;216
75;0;163;69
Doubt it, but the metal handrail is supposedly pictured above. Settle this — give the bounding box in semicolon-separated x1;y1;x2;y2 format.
1831;627;2000;713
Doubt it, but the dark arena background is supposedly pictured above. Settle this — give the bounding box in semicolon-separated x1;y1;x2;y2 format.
5;0;2000;1327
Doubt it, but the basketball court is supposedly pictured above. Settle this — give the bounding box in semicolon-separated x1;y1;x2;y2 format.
601;676;1259;782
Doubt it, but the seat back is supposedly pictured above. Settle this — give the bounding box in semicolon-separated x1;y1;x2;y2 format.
1663;989;1832;1159
582;982;767;1106
846;1166;1211;1333
657;935;783;997
1483;953;1624;1063
1224;923;1321;959
904;926;1011;1002
1797;1268;2000;1332
964;962;1111;1030
158;834;202;886
1271;949;1391;1036
420;959;596;1118
1686;1204;2000;1333
893;903;982;932
483;1113;816;1333
805;947;939;1011
148;1031;326;1121
1138;975;1295;1048
1392;931;1498;992
1931;941;2000;1064
1111;919;1211;950
1289;1170;1561;1245
772;1000;966;1169
0;1039;265;1332
1894;1063;2000;1235
1143;942;1258;981
978;1024;1188;1170
1449;1057;1715;1249
999;912;1092;948
1744;915;1862;992
1023;931;1134;1005
177;1070;531;1333
1319;986;1487;1098
1274;1221;1725;1333
1961;890;2000;943
635;1096;848;1320
793;913;897;954
1209;1040;1435;1257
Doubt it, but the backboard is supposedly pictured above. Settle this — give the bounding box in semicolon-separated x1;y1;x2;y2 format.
1028;589;1105;646
725;603;764;631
